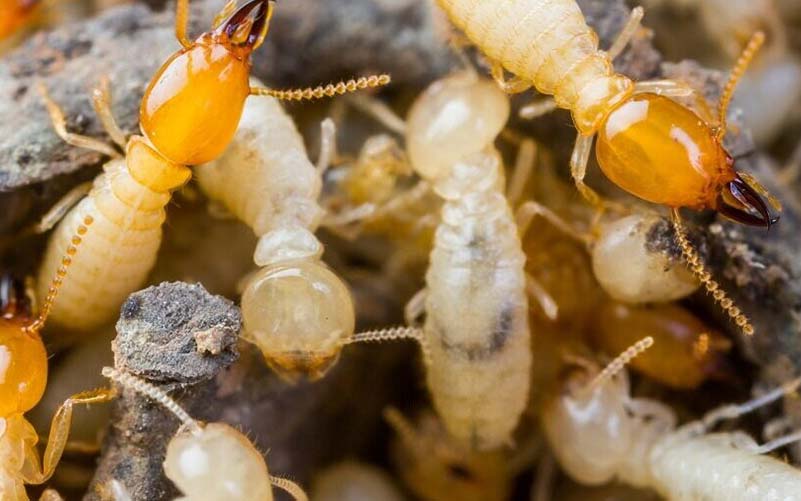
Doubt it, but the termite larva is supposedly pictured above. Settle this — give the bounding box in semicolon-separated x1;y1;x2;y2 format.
36;0;389;332
101;367;308;501
542;337;801;499
0;220;117;501
436;1;780;228
311;461;404;501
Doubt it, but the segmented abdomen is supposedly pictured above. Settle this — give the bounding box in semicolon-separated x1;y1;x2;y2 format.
196;90;323;237
37;160;167;331
650;433;801;500
424;192;531;450
439;0;609;105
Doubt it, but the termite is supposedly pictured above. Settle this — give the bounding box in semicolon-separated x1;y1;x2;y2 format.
0;0;39;41
542;337;801;499
196;85;416;382
101;366;307;501
593;300;732;389
384;407;512;501
35;0;390;332
0;219;119;500
435;1;781;229
311;461;404;501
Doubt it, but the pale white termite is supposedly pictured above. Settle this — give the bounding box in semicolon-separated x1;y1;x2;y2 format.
310;461;405;501
101;367;308;501
542;337;801;500
401;70;533;450
196;80;422;381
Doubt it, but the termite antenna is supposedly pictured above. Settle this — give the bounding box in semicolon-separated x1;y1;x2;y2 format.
101;367;203;436
717;31;765;139
269;475;309;501
671;209;754;336
342;326;431;366
24;215;94;333
585;336;654;393
250;74;392;101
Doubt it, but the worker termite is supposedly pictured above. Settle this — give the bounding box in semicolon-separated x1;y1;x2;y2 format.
384;407;513;501
435;0;781;228
542;337;801;499
196;84;412;382
593;300;732;389
100;366;307;501
311;461;404;501
0;219;120;501
35;0;390;332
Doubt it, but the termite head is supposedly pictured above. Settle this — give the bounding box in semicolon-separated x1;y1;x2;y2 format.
140;1;274;166
715;170;780;227
406;72;509;183
0;273;47;416
541;362;633;485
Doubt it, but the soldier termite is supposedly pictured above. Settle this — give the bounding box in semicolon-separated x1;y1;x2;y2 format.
100;367;307;501
542;337;801;499
35;0;389;332
0;220;118;500
435;0;780;228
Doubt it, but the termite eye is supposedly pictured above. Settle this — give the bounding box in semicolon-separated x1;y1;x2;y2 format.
446;463;475;481
217;0;271;48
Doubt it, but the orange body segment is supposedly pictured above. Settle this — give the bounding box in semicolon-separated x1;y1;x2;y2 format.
0;319;48;415
594;301;731;389
0;0;38;40
596;93;734;209
140;37;251;165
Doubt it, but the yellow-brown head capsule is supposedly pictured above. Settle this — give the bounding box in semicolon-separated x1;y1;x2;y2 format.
140;0;272;165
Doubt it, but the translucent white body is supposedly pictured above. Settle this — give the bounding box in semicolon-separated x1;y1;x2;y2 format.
435;0;633;133
164;423;274;501
195;82;354;380
37;158;173;331
0;415;38;501
592;214;699;303
407;73;531;450
542;369;801;500
311;461;404;501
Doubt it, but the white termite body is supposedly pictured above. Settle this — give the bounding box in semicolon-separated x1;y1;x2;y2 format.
37;143;188;331
542;350;801;501
435;0;633;134
406;71;531;450
196;80;355;381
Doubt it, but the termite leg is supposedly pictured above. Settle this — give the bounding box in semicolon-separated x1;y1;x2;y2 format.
317;118;338;174
342;326;431;366
489;60;532;94
91;76;127;149
37;83;121;158
23;388;117;485
525;273;558;321
569;133;603;207
678;376;801;439
507;138;536;207
625;398;677;431
175;0;192;49
345;93;407;135
514;200;592;245
29;182;92;235
269;476;309;501
634;79;716;123
606;6;644;60
404;288;427;326
518;98;558;120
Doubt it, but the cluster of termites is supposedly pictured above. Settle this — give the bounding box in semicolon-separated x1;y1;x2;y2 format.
2;0;801;499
